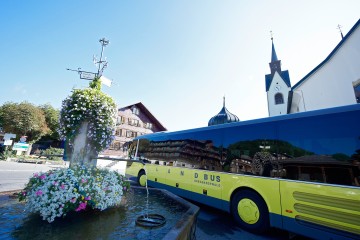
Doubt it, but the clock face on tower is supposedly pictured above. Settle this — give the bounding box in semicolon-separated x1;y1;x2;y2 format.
275;86;281;91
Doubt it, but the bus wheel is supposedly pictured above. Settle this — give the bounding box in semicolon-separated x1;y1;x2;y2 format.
137;170;147;187
231;190;270;234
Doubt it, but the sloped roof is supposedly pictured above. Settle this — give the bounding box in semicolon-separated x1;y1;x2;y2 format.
119;102;167;131
265;70;291;91
292;18;360;90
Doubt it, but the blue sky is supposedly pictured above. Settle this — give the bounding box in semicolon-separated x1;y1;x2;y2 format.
1;1;359;131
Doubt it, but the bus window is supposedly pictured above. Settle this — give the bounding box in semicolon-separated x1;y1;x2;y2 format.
299;166;323;182
325;167;353;185
223;121;278;176
277;111;360;187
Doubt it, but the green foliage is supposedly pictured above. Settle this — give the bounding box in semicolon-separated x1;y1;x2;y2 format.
59;87;117;153
39;103;60;140
40;147;64;160
0;102;49;143
0;147;16;160
89;77;101;90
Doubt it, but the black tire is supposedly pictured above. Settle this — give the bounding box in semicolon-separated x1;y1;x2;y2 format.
231;190;270;234
137;170;146;187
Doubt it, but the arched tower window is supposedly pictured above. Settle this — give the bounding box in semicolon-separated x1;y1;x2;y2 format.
275;93;284;105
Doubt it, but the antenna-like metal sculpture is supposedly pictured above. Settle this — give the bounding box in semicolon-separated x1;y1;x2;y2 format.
67;38;112;87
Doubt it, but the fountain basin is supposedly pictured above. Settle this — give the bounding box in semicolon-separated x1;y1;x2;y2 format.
0;186;199;240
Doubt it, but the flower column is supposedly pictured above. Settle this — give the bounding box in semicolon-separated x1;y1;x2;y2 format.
59;80;117;168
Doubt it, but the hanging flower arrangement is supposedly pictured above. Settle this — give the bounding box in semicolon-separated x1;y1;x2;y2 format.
18;165;130;223
58;87;117;153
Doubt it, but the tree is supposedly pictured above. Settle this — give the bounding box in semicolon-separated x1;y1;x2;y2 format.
0;101;49;143
39;103;60;140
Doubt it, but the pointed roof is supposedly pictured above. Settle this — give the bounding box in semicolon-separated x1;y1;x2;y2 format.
271;38;278;62
208;97;240;126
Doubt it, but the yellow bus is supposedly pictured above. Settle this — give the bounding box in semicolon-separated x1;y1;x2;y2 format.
126;104;360;240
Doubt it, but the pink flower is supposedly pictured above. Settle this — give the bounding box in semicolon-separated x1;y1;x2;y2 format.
33;173;39;177
60;184;65;190
53;181;58;186
85;196;91;201
75;202;87;212
70;198;77;203
81;178;87;183
39;175;46;180
36;190;43;196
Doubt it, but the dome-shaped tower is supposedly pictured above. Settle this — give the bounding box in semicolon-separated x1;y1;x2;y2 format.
208;97;240;126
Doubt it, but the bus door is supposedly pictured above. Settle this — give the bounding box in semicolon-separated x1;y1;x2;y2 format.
189;129;224;207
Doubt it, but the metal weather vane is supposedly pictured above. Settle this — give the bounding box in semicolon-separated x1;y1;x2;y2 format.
67;38;112;87
337;24;344;39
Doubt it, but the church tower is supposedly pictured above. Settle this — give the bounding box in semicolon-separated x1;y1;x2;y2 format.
265;36;292;117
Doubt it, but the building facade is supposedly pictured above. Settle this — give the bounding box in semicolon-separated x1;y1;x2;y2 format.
101;102;166;158
266;19;360;116
288;19;360;113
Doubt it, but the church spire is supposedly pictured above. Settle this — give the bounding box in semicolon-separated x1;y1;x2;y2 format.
269;31;281;75
271;38;278;62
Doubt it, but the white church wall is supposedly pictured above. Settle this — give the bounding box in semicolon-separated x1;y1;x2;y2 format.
290;24;360;113
267;72;291;116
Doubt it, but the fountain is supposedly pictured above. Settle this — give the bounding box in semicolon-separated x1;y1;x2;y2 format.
1;39;199;239
0;187;199;239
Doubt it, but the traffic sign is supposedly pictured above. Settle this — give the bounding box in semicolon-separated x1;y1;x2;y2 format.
13;143;29;151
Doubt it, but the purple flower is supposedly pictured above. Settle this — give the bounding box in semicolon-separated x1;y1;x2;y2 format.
75;202;87;212
36;190;43;196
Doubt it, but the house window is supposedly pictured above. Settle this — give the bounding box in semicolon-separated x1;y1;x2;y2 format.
126;130;132;138
120;116;126;124
126;130;138;138
115;129;120;136
144;122;153;129
133;119;139;126
116;117;121;125
128;119;140;126
275;93;284;105
353;80;360;103
132;107;139;115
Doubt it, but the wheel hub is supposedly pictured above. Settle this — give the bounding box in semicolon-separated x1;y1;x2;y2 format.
237;198;260;224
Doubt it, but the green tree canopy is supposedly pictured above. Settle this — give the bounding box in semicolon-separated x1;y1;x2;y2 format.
39;103;60;140
0;101;49;143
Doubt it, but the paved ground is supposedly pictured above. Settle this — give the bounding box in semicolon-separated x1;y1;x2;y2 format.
0;160;67;192
0;160;308;240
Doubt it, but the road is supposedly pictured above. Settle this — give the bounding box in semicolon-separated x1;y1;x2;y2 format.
0;160;309;240
0;160;66;192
